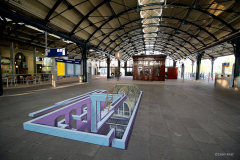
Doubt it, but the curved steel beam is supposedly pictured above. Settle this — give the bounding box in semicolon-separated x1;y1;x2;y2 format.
115;40;186;58
111;36;191;56
167;3;236;32
117;38;192;54
144;16;217;40
88;7;220;46
112;33;196;53
43;0;63;24
140;2;236;32
86;7;136;42
96;20;141;48
104;26;199;53
99;24;205;52
69;0;110;36
120;41;187;58
121;46;181;60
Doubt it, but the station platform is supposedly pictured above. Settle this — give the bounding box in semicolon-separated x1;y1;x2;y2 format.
0;76;240;159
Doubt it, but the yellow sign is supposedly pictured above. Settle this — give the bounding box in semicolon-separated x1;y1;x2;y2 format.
57;62;65;76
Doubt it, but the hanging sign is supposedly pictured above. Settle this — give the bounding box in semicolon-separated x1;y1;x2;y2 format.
75;59;81;64
46;48;67;57
222;62;230;74
1;58;10;64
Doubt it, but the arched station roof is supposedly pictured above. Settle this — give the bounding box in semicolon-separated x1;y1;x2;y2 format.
0;0;240;61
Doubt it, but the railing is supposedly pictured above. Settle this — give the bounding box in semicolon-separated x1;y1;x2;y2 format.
2;73;63;87
181;72;215;83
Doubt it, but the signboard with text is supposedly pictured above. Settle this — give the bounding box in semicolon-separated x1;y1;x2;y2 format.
45;48;67;57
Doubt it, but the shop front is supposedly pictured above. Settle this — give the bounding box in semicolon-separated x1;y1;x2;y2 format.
132;55;166;81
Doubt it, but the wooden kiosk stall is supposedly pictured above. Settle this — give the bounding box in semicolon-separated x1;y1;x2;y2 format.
132;55;166;81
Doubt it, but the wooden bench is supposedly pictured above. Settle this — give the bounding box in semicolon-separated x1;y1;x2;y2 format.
26;76;34;85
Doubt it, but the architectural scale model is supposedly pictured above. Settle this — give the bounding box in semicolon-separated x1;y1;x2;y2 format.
23;84;142;149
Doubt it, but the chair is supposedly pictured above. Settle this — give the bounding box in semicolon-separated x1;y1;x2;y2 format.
34;76;42;84
2;76;9;87
57;76;62;81
48;74;52;82
7;76;13;86
43;74;52;82
20;76;25;84
26;76;34;85
11;76;18;86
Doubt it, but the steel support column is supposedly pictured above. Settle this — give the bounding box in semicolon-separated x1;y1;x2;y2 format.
196;54;202;80
107;57;110;78
234;37;240;78
33;47;37;76
181;63;184;78
210;58;216;78
182;63;185;81
0;54;3;96
173;60;176;67
82;44;88;82
10;42;15;74
117;59;120;73
191;60;194;77
124;61;127;76
51;58;56;87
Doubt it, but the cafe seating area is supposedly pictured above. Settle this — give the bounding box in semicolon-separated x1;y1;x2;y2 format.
1;74;62;87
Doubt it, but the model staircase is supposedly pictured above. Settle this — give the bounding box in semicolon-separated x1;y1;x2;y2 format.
103;85;116;112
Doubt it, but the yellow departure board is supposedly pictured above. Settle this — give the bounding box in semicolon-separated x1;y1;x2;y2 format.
57;62;65;76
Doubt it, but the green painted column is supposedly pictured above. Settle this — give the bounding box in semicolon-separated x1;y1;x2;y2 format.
107;57;110;78
196;54;202;80
0;54;3;96
82;44;88;82
234;37;240;78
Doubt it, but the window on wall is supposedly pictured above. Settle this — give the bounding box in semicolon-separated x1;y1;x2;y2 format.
110;60;117;67
100;61;107;67
155;61;160;65
127;68;132;72
121;62;124;67
155;67;160;76
127;60;133;67
149;68;152;75
138;67;143;75
124;104;129;116
145;68;148;75
165;59;173;67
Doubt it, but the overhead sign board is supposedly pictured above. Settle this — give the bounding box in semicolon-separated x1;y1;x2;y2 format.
75;59;81;64
222;63;230;67
222;62;230;74
65;60;75;64
46;48;67;57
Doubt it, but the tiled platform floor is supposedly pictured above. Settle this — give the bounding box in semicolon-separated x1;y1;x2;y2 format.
0;76;240;160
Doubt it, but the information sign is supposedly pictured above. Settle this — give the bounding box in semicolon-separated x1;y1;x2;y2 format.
46;48;67;57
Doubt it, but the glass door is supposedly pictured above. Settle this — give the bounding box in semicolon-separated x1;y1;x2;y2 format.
144;68;149;81
149;67;153;81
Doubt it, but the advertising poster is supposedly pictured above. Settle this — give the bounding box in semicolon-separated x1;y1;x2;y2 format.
22;62;28;70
